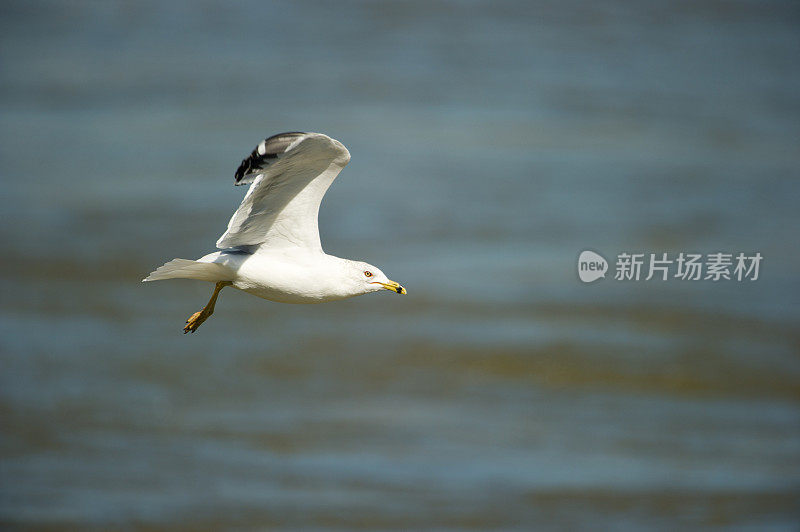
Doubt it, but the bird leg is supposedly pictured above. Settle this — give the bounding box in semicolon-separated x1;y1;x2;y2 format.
184;281;232;334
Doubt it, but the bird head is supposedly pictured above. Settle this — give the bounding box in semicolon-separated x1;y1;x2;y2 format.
350;261;406;296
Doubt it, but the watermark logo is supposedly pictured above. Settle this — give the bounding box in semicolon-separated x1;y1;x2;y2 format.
578;251;762;283
577;250;608;283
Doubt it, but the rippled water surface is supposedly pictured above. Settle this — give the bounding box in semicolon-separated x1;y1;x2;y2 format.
1;1;799;529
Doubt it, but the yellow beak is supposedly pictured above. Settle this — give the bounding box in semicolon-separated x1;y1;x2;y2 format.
379;280;407;294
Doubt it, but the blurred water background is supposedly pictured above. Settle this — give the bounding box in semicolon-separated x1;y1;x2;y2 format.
1;0;799;529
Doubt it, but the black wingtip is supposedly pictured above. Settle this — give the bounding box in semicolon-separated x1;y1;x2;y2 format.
233;132;307;184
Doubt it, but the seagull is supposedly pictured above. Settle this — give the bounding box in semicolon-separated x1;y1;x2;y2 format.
143;132;406;333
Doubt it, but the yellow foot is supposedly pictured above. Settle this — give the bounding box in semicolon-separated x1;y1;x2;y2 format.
183;309;210;334
182;281;229;334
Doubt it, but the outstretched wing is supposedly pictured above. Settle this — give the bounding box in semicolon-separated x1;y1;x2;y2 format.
216;132;350;251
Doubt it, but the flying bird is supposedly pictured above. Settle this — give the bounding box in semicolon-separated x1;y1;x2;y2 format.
143;132;406;333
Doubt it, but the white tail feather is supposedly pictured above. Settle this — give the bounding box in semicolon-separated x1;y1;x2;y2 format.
142;259;232;282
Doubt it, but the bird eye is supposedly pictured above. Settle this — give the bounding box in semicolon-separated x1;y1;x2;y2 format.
364;271;373;278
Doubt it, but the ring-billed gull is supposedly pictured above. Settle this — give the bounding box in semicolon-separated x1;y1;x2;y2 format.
143;132;406;333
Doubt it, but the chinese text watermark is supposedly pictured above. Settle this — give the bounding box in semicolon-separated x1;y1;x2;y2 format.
578;251;762;283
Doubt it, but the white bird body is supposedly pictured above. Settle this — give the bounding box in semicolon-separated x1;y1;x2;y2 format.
195;249;372;304
143;132;405;332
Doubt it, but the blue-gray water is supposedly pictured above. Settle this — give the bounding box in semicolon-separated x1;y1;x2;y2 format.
1;1;799;529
